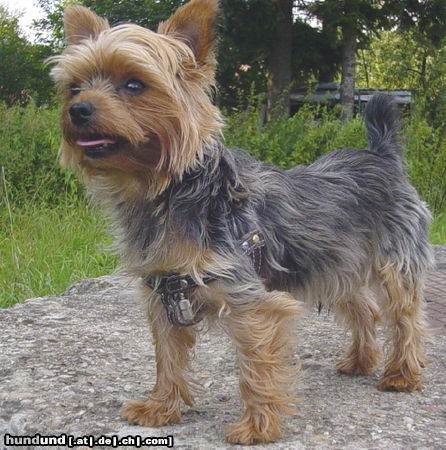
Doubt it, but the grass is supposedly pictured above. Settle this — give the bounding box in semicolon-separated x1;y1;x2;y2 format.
0;201;117;308
431;213;446;245
0;199;444;308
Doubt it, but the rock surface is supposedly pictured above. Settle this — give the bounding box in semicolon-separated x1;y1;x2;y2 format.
1;274;446;449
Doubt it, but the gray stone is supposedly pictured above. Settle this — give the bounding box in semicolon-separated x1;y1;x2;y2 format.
1;270;445;449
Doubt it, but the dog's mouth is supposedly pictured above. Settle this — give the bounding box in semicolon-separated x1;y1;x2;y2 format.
76;136;120;159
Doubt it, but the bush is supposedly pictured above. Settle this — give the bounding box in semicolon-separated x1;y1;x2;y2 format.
225;103;367;168
405;107;446;214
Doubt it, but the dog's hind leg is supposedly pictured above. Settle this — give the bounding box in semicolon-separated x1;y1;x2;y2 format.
334;287;381;376
377;263;428;392
121;293;197;427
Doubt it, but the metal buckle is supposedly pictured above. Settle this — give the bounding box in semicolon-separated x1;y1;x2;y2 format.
164;274;191;294
177;294;195;322
241;231;265;255
161;291;201;327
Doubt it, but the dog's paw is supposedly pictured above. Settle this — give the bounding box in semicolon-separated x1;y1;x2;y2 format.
336;357;376;376
335;345;380;376
121;399;181;427
377;373;422;392
226;416;282;445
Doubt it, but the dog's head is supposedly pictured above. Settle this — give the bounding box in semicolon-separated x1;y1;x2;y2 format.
50;0;222;186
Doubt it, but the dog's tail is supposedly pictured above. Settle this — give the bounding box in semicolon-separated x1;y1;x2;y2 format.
364;94;403;168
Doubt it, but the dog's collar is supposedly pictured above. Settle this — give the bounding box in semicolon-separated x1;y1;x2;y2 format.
145;273;214;327
144;230;265;327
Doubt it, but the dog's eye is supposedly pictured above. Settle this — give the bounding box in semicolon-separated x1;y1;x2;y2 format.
70;84;81;97
124;79;145;95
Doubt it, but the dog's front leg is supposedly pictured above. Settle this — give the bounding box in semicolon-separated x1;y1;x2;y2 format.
121;295;196;427
223;290;301;445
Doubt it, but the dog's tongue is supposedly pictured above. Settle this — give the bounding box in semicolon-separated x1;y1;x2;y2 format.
76;138;116;147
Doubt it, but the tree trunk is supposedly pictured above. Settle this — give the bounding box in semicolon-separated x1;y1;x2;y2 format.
266;0;293;121
339;23;357;122
318;18;338;83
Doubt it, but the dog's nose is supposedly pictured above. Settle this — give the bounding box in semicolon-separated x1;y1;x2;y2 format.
69;101;95;126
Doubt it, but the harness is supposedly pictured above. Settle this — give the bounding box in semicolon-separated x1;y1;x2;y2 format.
144;230;265;327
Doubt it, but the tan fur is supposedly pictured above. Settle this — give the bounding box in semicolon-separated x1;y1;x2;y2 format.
50;2;222;195
158;0;218;76
223;293;301;444
122;279;300;444
121;291;197;426
335;288;381;376
376;264;429;391
63;5;109;45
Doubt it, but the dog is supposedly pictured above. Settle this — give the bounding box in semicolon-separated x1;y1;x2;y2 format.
50;0;433;444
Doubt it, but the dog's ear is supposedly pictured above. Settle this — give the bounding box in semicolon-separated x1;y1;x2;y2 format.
64;5;109;45
158;0;218;68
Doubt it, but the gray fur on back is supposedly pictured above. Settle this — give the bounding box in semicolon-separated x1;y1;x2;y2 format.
113;94;433;306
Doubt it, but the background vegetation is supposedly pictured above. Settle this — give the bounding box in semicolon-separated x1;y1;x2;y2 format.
1;0;445;307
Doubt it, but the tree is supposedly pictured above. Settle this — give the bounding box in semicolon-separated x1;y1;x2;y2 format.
266;0;293;119
305;0;446;122
0;6;53;105
34;0;185;46
305;1;395;121
357;31;446;128
34;0;341;116
219;0;341;116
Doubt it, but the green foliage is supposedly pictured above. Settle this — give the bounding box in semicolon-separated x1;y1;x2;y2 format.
219;0;342;108
19;0;446;114
357;30;446;94
2;100;444;213
355;27;446;214
35;0;185;45
0;6;54;106
0;102;81;207
357;30;421;89
405;106;446;213
397;0;446;49
307;0;393;45
225;101;366;168
308;0;446;51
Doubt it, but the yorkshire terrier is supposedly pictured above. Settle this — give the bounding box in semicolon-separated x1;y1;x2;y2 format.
50;0;433;444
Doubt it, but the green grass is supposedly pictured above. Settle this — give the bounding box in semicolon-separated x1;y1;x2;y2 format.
1;200;444;308
431;213;446;245
0;201;117;308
